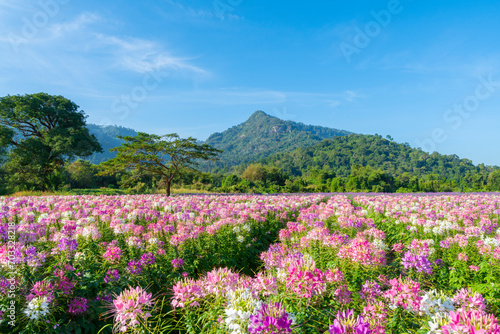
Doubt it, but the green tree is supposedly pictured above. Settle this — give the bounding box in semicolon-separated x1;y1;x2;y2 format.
242;164;267;183
66;160;99;189
98;132;221;196
330;177;344;192
0;93;102;190
488;170;500;191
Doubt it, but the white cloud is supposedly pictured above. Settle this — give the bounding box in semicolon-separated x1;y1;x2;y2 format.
94;34;209;76
49;12;100;37
0;11;210;90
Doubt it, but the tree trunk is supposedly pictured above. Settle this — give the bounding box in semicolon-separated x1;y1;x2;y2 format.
166;179;171;197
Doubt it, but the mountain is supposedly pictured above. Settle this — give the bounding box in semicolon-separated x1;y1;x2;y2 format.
255;134;497;181
202;111;352;170
85;124;138;164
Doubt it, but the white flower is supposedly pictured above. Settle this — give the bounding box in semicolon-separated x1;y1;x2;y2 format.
148;237;159;245
242;224;251;232
75;252;86;261
483;237;500;248
224;289;259;334
427;312;450;334
24;297;50;321
276;268;287;282
237;235;244;243
419;290;454;317
373;239;388;250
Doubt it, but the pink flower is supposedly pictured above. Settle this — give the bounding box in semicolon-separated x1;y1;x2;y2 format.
392;242;405;253
253;273;277;297
383;277;422;312
103;244;123;263
106;286;154;332
452;288;487;312
362;301;387;334
201;267;239;296
171;279;204;308
27;281;54;303
441;309;500;334
325;268;344;283
334;284;352;305
338;238;385;266
285;265;326;299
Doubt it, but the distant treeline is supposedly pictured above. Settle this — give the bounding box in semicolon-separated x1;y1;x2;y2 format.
2;128;499;195
2;157;498;195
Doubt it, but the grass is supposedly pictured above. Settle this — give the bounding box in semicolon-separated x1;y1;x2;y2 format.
2;187;215;197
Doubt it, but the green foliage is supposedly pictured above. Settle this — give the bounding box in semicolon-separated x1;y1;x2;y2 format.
66;160;99;189
242;163;267;182
0;93;102;190
98;132;221;196
488;170;500;191
253;134;497;192
259;134;495;180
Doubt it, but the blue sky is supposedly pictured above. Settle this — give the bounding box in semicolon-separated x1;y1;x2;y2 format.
1;0;500;165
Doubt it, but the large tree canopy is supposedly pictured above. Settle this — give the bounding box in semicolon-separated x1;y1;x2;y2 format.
0;93;102;190
98;132;221;196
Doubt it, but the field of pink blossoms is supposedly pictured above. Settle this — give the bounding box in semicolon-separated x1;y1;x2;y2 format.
1;193;500;333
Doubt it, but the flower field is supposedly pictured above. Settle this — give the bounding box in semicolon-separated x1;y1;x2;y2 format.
1;194;500;333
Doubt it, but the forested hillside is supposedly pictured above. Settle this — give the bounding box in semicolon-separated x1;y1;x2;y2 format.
202;110;352;170
256;134;497;182
86;124;138;164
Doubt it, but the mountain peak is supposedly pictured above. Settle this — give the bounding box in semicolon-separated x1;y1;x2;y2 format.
203;110;352;170
247;110;276;122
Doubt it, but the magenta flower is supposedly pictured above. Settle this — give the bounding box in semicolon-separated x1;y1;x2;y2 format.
103;244;122;263
334;284;352;305
248;302;293;333
452;288;487;312
140;253;156;266
172;257;184;268
401;251;432;274
329;309;371;334
359;280;382;303
27;281;54;303
285;265;326;299
68;297;88;315
127;259;142;275
104;269;120;283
